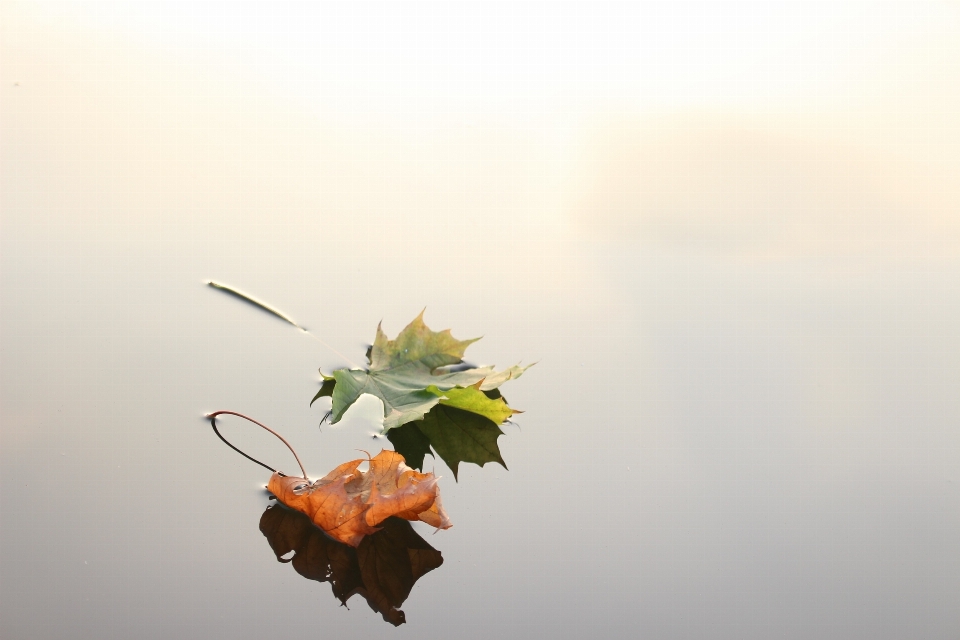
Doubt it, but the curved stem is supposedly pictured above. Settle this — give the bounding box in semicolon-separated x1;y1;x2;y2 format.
206;410;309;480
209;419;285;476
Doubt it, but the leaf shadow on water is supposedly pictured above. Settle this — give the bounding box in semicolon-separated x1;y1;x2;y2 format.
259;503;444;626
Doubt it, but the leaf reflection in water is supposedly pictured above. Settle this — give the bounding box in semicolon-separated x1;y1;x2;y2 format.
259;504;444;626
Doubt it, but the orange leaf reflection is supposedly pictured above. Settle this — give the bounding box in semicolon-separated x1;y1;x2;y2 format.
260;504;444;626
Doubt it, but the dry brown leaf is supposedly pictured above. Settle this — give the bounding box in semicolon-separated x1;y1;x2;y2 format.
268;449;452;547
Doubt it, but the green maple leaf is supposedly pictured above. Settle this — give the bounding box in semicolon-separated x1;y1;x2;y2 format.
387;404;507;480
384;384;517;477
383;420;434;470
313;311;529;432
423;384;518;425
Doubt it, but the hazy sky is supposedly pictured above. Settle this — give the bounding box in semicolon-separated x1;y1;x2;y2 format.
4;1;959;252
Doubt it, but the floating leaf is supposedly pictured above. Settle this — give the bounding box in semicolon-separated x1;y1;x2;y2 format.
260;505;443;626
388;404;506;479
268;449;451;547
378;386;515;478
384;422;434;471
368;309;478;370
425;382;519;425
317;311;531;431
310;372;337;405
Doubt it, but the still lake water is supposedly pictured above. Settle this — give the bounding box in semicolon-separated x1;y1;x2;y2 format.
3;232;959;639
3;2;960;638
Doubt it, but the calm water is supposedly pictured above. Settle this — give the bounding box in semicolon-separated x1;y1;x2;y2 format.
3;236;959;639
3;3;960;639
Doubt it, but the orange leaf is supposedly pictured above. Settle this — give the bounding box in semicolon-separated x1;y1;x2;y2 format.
268;449;452;547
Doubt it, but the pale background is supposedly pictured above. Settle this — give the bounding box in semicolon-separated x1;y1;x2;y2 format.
2;2;959;638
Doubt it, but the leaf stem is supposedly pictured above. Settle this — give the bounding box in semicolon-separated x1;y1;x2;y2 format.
206;410;309;480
